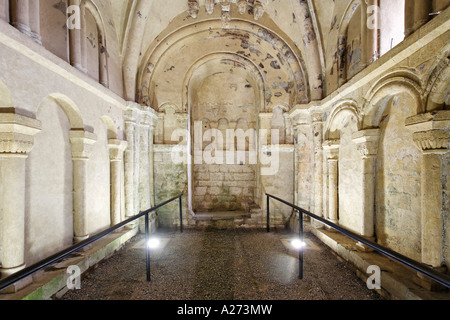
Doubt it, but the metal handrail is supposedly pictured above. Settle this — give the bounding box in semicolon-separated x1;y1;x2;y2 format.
0;194;184;292
266;193;450;289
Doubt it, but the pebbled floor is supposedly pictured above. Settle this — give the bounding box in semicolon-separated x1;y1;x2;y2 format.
60;227;384;301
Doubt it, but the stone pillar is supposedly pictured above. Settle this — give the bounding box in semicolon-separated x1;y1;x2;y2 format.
0;114;41;284
28;0;41;44
108;139;127;226
407;111;449;268
148;117;156;208
289;108;312;212
364;0;379;65
69;130;97;243
323;140;340;225
312;112;324;227
9;0;30;37
406;111;449;290
68;0;85;72
352;129;380;251
405;0;432;37
98;33;109;88
124;106;139;225
139;109;152;212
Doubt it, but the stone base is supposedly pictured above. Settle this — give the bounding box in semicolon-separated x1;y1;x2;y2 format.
0;264;33;294
355;239;375;253
413;267;449;292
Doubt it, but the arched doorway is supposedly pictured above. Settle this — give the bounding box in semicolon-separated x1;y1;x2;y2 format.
185;53;265;215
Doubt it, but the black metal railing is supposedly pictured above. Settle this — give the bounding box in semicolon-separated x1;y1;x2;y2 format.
0;194;183;292
266;193;450;289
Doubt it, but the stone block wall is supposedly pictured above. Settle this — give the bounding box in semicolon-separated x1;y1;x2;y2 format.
153;145;188;229
193;163;256;212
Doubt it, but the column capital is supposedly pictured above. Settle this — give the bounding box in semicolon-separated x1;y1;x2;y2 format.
311;111;324;124
0;113;41;155
108;139;128;161
289;107;310;127
69;130;97;160
352;129;380;159
412;130;449;154
323;140;340;160
124;101;158;127
406;111;450;154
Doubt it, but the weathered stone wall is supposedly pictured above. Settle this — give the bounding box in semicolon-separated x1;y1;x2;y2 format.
153;145;188;229
193;163;256;212
0;19;127;273
290;8;450;272
375;93;422;261
338;117;363;234
262;145;295;225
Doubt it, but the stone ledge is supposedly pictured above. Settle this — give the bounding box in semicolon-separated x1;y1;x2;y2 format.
309;225;450;300
0;227;139;300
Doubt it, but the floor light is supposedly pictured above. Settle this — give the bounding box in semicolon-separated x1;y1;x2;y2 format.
291;239;306;249
147;238;161;249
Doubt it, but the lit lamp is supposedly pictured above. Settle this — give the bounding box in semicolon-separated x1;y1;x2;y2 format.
291;239;306;250
291;238;306;280
147;238;161;249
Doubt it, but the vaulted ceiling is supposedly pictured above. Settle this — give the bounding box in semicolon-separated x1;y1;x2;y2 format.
113;0;325;110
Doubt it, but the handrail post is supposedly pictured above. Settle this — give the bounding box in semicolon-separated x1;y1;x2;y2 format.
145;213;151;282
179;195;183;233
266;195;270;233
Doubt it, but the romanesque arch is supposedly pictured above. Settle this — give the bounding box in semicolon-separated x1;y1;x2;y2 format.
363;72;424;260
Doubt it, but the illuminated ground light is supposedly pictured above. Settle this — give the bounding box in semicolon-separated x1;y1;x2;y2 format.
147;238;161;249
291;239;307;249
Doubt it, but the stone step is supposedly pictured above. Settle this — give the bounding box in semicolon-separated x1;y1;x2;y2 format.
194;211;251;221
192;210;267;229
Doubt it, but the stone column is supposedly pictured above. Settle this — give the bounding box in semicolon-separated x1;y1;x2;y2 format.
148;116;156;208
352;129;380;251
69;130;96;243
405;0;432;37
108;139;127;226
0;114;41;283
406;111;449;290
406;111;449;268
139;109;151;212
98;33;109;88
124;103;144;229
68;0;85;72
364;0;379;65
323;140;340;225
289;108;312;212
28;0;41;44
312;112;324;228
9;0;31;37
124;107;137;221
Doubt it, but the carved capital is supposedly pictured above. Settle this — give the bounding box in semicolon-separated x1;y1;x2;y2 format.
108;139;128;161
323;140;340;160
0;114;41;155
406;111;450;154
352;129;380;159
412;130;449;154
69;130;97;160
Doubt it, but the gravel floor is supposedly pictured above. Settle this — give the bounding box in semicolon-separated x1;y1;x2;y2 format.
60;227;384;301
